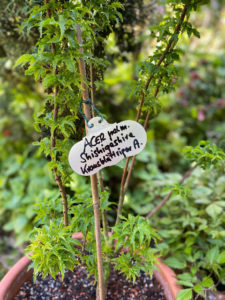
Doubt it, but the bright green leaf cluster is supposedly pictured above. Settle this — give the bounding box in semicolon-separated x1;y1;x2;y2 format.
111;215;161;282
183;140;225;169
26;221;82;281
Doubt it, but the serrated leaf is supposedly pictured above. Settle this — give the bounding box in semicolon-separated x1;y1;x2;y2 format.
177;273;194;282
163;257;186;269
64;57;75;73
177;288;192;300
206;203;223;219
42;74;57;89
58;15;66;40
15;54;33;67
177;280;193;288
192;28;200;38
201;277;214;288
206;246;219;264
193;283;203;294
217;251;225;264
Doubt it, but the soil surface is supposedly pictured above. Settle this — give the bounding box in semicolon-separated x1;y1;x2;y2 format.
14;266;166;300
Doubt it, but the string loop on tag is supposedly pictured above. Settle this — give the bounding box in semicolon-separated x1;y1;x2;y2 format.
79;99;104;128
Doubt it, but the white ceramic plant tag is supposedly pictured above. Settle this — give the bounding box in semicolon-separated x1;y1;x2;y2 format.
68;117;147;176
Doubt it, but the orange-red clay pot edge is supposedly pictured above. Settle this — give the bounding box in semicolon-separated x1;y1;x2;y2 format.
0;232;181;300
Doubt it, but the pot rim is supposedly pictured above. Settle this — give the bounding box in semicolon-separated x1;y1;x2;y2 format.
0;232;180;300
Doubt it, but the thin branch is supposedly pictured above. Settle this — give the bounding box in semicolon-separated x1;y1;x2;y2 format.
76;25;105;300
50;92;68;227
136;4;187;123
45;0;68;226
90;64;96;116
52;169;68;226
116;4;188;224
146;164;198;219
116;80;161;223
115;158;129;224
90;64;109;241
123;84;161;193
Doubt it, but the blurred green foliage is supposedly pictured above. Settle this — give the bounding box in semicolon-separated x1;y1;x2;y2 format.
0;0;52;244
0;152;52;246
152;160;225;299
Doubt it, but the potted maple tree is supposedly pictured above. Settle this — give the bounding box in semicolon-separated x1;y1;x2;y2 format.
0;0;206;299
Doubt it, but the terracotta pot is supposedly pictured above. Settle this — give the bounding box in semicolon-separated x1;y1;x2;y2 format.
0;232;180;300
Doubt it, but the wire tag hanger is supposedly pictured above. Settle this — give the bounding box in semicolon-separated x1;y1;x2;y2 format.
79;98;104;128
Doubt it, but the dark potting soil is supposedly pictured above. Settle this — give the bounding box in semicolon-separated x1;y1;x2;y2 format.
14;266;166;300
